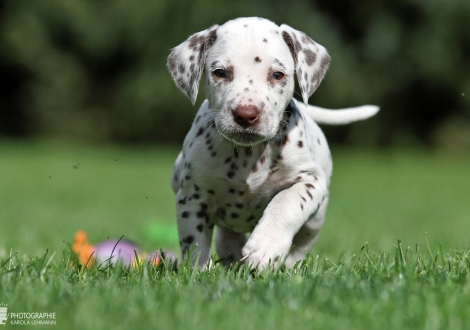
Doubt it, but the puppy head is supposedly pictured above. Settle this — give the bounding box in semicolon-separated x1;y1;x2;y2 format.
167;17;330;146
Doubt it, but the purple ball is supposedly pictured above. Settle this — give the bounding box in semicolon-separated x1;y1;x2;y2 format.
94;240;140;266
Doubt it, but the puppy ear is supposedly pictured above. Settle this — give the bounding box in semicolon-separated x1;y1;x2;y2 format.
280;24;330;105
167;25;219;104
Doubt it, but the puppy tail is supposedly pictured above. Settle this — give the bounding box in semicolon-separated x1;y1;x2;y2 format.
296;100;380;125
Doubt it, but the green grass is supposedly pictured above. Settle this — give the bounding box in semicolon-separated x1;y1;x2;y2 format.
0;139;179;255
1;139;470;329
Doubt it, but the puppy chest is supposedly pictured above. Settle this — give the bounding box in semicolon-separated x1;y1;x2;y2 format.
178;168;275;232
210;191;267;232
179;139;308;232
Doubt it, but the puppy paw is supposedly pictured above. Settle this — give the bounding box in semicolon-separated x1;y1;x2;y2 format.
241;233;291;271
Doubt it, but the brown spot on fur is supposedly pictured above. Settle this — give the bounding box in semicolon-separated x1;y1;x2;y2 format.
304;49;317;66
207;27;218;47
305;183;315;189
278;134;289;146
188;35;202;49
196;127;204;137
225;65;234;82
183;235;194;245
168;54;177;72
306;190;313;200
282;31;298;65
301;33;315;45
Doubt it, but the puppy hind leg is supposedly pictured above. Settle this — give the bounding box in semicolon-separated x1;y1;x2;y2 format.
215;226;247;267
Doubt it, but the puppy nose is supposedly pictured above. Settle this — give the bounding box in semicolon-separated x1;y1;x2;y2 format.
234;105;259;128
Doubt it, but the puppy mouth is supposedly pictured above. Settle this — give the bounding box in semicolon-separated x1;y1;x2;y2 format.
224;132;267;146
216;124;267;146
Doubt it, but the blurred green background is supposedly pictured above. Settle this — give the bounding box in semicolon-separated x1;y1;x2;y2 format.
0;0;469;258
1;0;469;146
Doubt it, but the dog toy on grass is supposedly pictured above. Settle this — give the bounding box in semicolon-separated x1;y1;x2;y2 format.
72;230;177;268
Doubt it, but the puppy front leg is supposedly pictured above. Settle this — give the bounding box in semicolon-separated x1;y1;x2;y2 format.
176;190;214;267
242;173;327;270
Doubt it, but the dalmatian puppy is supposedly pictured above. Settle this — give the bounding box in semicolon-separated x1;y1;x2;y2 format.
167;17;379;270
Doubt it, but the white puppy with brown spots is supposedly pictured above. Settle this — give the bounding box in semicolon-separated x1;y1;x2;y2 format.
167;17;379;270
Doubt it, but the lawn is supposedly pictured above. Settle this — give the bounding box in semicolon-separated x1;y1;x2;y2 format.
1;139;470;329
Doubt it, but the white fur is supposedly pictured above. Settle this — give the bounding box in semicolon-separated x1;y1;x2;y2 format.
167;17;379;270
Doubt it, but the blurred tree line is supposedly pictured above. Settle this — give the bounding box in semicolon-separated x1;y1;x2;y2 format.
0;0;469;148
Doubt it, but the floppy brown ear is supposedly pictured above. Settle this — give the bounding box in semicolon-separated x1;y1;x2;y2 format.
167;25;219;104
280;24;330;105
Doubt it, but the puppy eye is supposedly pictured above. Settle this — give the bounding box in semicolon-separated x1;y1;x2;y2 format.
213;69;227;79
272;72;285;80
